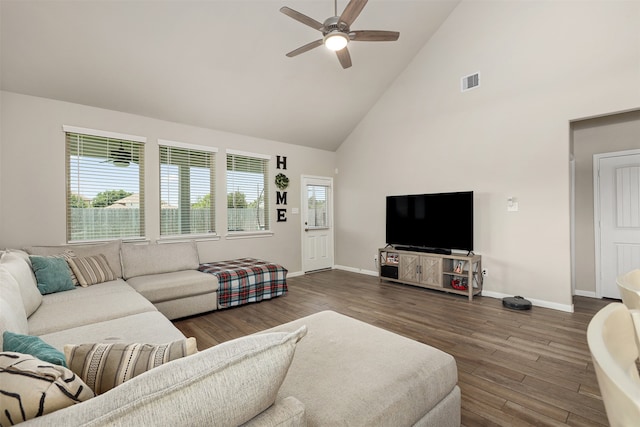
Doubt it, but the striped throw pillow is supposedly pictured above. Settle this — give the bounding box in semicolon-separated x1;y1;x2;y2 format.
67;254;115;287
64;338;197;394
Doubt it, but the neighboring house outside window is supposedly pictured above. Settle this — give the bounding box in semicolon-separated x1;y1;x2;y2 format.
159;140;216;237
226;150;270;233
64;126;146;242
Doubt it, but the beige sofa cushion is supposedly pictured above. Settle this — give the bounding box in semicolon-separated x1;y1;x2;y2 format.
23;327;307;426
121;241;199;279
241;396;307;427
0;268;29;350
153;293;219;321
266;310;459;426
0;251;42;317
39;312;187;351
27;279;156;336
25;240;123;279
126;270;218;303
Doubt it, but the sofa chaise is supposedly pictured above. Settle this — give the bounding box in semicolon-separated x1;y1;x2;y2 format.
0;243;460;426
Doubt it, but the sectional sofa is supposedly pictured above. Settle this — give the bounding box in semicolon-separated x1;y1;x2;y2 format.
0;241;461;426
24;240;219;320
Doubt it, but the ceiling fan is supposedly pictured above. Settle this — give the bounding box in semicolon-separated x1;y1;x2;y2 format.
280;0;399;69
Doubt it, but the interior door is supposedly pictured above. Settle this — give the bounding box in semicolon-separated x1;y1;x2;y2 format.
302;176;334;272
595;150;640;299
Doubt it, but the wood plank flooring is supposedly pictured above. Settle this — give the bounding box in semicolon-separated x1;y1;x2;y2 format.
173;269;612;426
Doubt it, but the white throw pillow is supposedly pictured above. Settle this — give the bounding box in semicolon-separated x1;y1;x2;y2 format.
0;252;42;316
0;268;29;350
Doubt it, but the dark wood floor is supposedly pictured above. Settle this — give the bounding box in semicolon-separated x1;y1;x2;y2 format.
173;269;611;427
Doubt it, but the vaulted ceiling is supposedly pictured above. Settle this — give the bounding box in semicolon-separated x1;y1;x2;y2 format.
1;0;460;151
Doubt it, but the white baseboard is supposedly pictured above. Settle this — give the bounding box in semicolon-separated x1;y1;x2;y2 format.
294;267;575;313
333;265;378;277
573;289;598;298
481;290;574;313
288;267;378;277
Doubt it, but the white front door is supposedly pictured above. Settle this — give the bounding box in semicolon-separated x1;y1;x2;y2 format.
301;176;334;272
595;150;640;299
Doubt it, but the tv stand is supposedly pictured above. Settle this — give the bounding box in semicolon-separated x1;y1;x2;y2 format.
395;246;452;255
378;248;482;301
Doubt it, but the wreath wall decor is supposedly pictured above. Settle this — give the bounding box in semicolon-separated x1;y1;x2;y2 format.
275;173;289;190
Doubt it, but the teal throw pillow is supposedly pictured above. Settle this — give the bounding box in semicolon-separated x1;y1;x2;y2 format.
29;255;75;295
3;331;68;367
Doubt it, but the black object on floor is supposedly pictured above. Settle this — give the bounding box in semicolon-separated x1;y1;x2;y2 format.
502;296;532;310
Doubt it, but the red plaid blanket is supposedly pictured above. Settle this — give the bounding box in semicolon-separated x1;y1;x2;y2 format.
198;258;288;309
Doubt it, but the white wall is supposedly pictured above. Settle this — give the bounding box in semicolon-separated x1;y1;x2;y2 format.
0;91;337;273
335;1;640;311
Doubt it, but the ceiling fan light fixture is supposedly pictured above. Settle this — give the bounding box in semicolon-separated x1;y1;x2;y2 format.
324;32;348;51
112;159;130;167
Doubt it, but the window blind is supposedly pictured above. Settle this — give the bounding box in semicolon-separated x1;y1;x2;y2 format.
226;152;270;232
65;131;145;242
159;142;216;236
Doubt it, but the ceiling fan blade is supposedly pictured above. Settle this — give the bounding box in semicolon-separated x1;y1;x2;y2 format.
280;6;323;31
339;0;368;27
286;39;323;57
336;47;352;69
350;30;400;42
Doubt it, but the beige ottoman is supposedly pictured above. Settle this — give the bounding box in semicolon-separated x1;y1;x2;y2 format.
265;310;460;426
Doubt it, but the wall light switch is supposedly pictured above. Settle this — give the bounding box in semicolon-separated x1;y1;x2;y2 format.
507;197;519;212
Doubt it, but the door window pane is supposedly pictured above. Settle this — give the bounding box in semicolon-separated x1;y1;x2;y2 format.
307;184;328;228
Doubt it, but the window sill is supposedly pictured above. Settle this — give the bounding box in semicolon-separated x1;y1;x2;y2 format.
225;231;274;240
158;234;220;243
68;237;149;245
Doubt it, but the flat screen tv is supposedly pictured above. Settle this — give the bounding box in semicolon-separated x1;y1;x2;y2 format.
386;191;474;254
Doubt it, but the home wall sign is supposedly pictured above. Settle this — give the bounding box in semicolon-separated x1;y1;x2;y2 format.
276;155;288;222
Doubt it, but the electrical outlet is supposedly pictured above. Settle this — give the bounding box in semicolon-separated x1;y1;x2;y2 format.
482;269;488;277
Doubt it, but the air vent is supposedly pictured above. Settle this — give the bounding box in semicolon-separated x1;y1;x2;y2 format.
461;72;480;92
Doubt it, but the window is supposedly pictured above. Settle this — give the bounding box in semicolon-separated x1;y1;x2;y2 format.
226;150;270;233
65;126;145;242
159;141;216;237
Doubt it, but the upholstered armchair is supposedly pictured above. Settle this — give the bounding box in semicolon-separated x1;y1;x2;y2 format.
587;302;640;426
617;269;640;309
